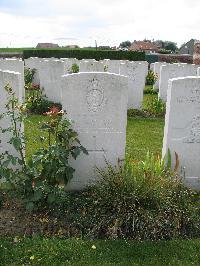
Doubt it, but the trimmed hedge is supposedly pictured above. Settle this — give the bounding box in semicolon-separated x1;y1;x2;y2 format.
145;54;159;64
23;49;145;61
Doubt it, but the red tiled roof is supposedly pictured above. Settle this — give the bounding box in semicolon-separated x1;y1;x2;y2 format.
129;41;159;52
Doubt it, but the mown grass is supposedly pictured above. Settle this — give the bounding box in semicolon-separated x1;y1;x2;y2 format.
24;112;164;162
24;114;50;161
24;94;163;162
1;237;200;266
126;117;164;161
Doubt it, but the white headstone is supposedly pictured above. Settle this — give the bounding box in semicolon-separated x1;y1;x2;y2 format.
61;72;128;190
0;58;25;101
79;61;104;72
120;61;148;109
24;57;41;85
106;60;122;74
159;63;198;102
39;59;67;103
196;67;200;76
61;58;79;73
162;76;200;190
82;59;96;62
0;70;23;170
150;63;155;71
153;62;167;91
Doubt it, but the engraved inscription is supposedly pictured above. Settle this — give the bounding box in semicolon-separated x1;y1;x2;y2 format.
177;89;200;104
183;115;200;143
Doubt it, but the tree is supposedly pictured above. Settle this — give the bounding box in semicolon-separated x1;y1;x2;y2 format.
119;41;132;48
163;41;178;53
153;40;178;53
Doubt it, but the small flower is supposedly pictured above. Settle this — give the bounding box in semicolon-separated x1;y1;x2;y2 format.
91;245;96;250
43;106;62;117
30;255;35;260
32;83;40;90
16;104;27;113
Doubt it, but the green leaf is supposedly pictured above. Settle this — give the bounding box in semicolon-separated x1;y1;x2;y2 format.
26;201;34;212
33;190;43;202
166;148;172;169
10;137;22;151
47;193;56;204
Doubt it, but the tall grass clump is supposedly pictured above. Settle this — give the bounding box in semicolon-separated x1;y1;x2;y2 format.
68;152;199;240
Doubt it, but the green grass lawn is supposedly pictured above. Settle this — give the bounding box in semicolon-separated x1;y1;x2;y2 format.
25;115;50;161
1;237;200;265
25;93;164;162
126;117;164;161
25;115;165;162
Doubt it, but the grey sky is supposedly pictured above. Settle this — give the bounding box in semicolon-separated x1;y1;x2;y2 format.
0;0;199;47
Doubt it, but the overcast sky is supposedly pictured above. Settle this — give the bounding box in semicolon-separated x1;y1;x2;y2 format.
0;0;199;48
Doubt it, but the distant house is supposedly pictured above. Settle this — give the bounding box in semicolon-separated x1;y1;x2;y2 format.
129;41;159;53
36;43;59;48
179;39;199;55
98;46;111;50
64;45;79;49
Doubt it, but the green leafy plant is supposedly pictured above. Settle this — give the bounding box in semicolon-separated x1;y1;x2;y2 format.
25;106;88;211
25;84;61;114
144;96;166;117
67;153;199;240
104;64;108;72
144;85;158;95
24;67;36;88
146;70;158;86
0;84;27;185
71;63;79;73
0;86;87;212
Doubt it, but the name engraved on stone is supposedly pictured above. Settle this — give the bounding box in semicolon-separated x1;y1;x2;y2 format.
177;89;200;104
183;115;200;143
77;117;113;131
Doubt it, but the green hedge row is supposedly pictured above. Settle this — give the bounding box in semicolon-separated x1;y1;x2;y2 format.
145;54;159;64
23;49;145;61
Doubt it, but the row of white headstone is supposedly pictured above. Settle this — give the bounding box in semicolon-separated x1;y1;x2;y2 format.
1;58;200;191
0;58;131;190
150;62;200;101
24;57;148;109
150;61;200;190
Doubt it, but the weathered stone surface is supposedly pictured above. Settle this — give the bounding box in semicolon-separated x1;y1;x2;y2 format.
103;60;122;74
150;63;155;71
162;76;200;190
153;62;167;91
79;60;104;72
120;61;148;109
159;63;198;102
61;72;128;190
0;58;25;101
24;57;41;84
0;70;23;170
39;59;67;103
61;58;79;73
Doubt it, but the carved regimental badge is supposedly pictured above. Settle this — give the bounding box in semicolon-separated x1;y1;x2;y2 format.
86;77;106;112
